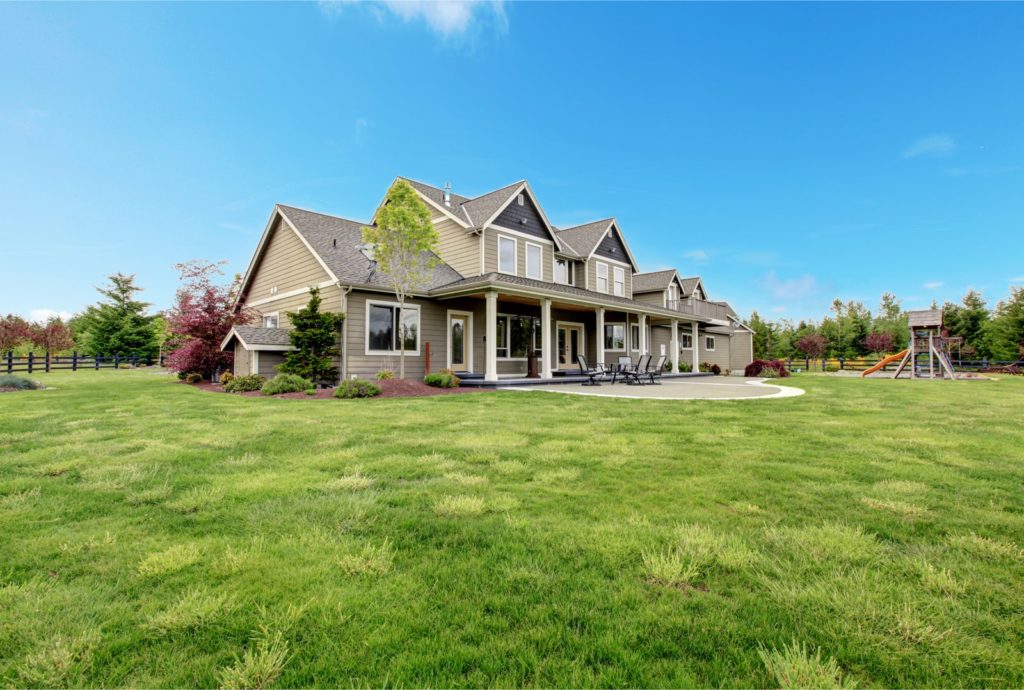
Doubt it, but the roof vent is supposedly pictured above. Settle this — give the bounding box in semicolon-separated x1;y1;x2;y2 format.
443;181;452;207
332;238;337;248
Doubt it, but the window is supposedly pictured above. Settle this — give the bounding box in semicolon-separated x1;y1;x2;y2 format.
496;315;542;359
525;242;542;279
554;258;572;285
681;333;693;350
498;236;516;274
705;335;716;351
604;324;625;350
667;284;678;307
517;193;524;206
596;262;609;293
262;313;278;328
613;266;625;296
631;324;640;350
366;302;420;355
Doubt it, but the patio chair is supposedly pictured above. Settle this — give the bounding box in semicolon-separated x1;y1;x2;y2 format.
645;355;668;384
612;356;633;384
622;354;651;385
576;354;607;386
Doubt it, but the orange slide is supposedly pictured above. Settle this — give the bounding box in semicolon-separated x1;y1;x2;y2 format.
861;350;908;377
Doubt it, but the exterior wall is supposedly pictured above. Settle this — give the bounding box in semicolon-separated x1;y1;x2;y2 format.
344;289;449;380
593;228;629;264
256;352;287;378
482;228;555;283
730;330;754;371
433;215;477;278
696;330;732;371
584;259;633;299
633;290;666;308
492;193;551;241
233;343;251;377
247;218;333;307
249;288;344;329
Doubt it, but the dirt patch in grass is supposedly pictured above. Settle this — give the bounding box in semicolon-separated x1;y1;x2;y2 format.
192;379;485;399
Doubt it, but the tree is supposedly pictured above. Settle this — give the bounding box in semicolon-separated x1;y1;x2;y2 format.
361;179;439;379
946;290;989;357
873;292;907;351
864;331;894;357
795;333;829;359
165;260;252;379
279;287;345;385
75;273;159;358
0;314;31;354
29;317;75;354
986;286;1024;362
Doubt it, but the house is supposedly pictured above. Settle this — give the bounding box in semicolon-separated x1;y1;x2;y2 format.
220;177;754;383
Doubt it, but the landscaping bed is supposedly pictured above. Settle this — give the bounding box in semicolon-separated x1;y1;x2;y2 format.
192;378;484;399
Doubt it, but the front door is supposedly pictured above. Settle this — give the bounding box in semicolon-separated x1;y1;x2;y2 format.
449;313;470;372
557;324;584;370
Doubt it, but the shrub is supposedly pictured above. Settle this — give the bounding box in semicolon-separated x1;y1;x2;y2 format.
678;361;692;373
745;359;791;378
710;363;722;376
440;368;461;385
760;365;780;378
224;374;265;393
0;374;43;390
220;371;235;385
261;373;313;396
424;372;458;388
825;364;840;373
183;372;203;384
334;379;381;399
375;369;395;381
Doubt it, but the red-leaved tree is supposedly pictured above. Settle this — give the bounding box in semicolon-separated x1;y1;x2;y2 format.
0;314;32;353
29;317;75;353
795;333;829;358
165;260;252;379
864;331;894;357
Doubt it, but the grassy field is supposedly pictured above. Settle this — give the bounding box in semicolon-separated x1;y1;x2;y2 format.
1;370;1023;688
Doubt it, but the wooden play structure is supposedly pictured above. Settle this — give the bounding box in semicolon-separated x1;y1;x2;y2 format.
861;309;958;379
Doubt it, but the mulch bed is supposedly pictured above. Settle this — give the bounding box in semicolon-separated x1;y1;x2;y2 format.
191;378;485;399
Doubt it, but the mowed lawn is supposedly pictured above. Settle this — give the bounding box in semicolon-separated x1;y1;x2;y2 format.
2;371;1023;688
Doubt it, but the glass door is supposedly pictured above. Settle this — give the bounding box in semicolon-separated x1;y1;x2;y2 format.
450;314;468;372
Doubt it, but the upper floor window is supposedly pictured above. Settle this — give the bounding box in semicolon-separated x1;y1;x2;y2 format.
498;236;516;274
596;262;609;293
667;284;678;307
262;313;278;328
525;242;542;280
554;259;572;285
367;301;419;355
613;266;625;296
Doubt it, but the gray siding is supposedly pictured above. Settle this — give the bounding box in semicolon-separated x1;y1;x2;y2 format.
344;289;449;380
483;228;554;282
584;259;633;299
492;193;553;242
730;330;754;371
696;331;732;371
256;352;287;378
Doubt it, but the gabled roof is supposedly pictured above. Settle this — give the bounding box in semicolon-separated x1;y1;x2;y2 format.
554;219;611;259
680;276;706;298
220;326;295;351
632;269;680;294
460;180;525;230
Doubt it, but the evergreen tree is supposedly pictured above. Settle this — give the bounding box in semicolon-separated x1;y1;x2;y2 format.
986;287;1024;362
75;273;159;358
279;287;345;385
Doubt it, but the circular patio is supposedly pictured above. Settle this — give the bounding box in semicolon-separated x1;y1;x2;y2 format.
517;376;804;400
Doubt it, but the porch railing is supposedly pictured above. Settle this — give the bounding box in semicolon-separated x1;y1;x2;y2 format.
665;298;730;321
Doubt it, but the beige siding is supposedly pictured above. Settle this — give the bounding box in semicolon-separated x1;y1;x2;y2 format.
247;218;333;308
483;228;555;282
633;290;666;307
584;259;633;299
730;330;754;371
433;216;477;278
246;287;344;329
233;343;251;377
696;332;732;371
344;290;449;380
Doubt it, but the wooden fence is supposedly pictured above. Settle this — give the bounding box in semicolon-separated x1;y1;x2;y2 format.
785;356;1021;373
3;352;165;375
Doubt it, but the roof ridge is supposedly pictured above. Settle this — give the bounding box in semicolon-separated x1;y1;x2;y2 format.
557;217;614;232
277;204;368;226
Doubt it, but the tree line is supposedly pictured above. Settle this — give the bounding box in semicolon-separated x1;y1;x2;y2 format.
749;287;1024;362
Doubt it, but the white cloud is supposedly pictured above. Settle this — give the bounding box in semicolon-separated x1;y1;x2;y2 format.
903;134;955;159
683;249;708;262
758;271;819;301
29;308;72;323
1010;276;1024;283
771;306;786;314
319;0;506;37
923;281;943;290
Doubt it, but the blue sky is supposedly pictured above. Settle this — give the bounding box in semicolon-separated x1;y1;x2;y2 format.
2;1;1023;324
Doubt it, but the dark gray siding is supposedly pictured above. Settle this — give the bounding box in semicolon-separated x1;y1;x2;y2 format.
593;227;629;263
492;192;552;241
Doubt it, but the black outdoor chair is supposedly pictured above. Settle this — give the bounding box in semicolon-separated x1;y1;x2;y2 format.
645;355;668;384
576;354;607;386
622;354;651;385
612;356;633;384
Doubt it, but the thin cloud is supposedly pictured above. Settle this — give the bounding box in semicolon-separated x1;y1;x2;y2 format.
1010;276;1024;283
353;117;369;143
683;249;708;262
758;271;819;301
319;1;506;37
29;308;73;323
923;281;943;290
943;164;1020;178
771;306;786;314
903;134;955;159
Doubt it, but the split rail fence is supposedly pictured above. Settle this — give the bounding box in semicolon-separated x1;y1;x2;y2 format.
3;352;166;375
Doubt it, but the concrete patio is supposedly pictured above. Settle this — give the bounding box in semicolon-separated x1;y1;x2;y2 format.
516;376;804;400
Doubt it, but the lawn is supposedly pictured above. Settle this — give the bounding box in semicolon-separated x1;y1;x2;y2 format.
1;370;1023;688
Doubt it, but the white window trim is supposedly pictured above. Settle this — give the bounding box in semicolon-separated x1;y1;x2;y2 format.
553;257;573;286
705;335;716;352
681;333;694;350
488;224;554;244
525;241;543;280
666;285;678;307
364;299;421;357
495;313;544;361
613;266;625;297
250;351;259;376
446;310;473;372
554;321;586;371
596;261;609;294
630;324;641;351
604;322;626;351
262;312;279;329
497;235;517;275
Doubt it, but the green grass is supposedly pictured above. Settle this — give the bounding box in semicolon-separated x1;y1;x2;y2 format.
2;369;1023;687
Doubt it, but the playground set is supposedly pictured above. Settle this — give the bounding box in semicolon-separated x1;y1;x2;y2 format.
861;309;960;379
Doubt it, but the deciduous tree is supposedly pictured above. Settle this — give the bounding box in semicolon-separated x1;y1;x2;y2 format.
29;317;75;354
864;331;894;357
795;333;829;359
0;314;31;354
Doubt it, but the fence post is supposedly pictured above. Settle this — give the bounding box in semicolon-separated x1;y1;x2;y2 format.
131;355;137;368
45;351;51;373
114;353;119;370
6;351;11;375
839;357;844;371
28;352;34;374
805;356;809;371
73;351;78;371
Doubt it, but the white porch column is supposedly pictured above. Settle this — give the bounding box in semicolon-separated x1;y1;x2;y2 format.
691;321;699;370
541;298;552;379
639;314;647;354
485;291;498;382
670;319;679;373
596;307;605;366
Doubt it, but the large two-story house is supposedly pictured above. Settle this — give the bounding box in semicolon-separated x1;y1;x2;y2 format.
221;177;753;383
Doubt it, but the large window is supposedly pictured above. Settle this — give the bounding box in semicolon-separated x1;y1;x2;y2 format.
366;301;420;355
554;258;572;285
604;323;625;350
498;236;516;274
496;315;542;359
681;333;693;350
613;266;625;296
525;242;542;279
596;262;609;293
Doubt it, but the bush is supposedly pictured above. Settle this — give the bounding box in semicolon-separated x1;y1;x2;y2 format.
710;364;722;376
825;364;840;373
745;359;791;378
183;372;203;384
678;361;693;373
0;374;43;390
335;379;381;399
224;374;265;392
698;362;712;373
119;363;132;369
375;369;395;381
424;371;459;388
261;373;313;396
980;365;1022;375
220;371;235;385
